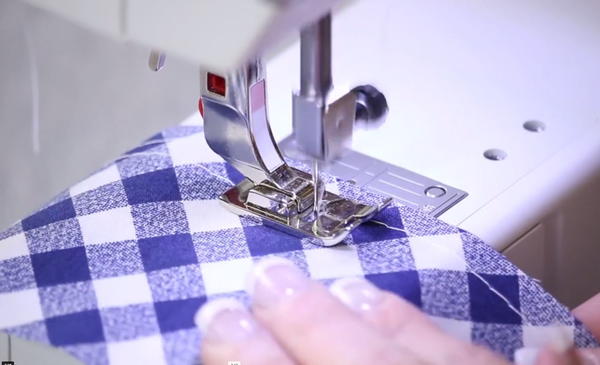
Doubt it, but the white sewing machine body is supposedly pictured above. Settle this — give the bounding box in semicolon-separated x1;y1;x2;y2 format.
22;0;600;307
267;0;600;307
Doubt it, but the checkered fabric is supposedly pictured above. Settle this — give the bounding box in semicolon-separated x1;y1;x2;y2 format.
0;116;597;365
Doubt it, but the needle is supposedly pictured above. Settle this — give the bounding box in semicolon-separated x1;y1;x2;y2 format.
312;159;324;216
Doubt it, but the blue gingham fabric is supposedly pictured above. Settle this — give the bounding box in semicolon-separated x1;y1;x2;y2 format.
0;115;597;365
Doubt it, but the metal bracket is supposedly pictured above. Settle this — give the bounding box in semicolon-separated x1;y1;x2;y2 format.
219;165;391;246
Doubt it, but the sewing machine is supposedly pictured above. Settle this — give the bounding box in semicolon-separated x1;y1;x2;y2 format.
20;0;600;307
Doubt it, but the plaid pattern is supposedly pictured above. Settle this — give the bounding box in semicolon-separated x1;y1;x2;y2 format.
0;117;597;365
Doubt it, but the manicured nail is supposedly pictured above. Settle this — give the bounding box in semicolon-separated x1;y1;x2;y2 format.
247;257;310;308
195;298;258;342
514;326;574;365
514;347;541;365
329;277;383;312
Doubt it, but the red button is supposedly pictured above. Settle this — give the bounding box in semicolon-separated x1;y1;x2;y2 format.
207;72;226;96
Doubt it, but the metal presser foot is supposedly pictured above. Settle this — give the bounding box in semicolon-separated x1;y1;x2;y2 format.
220;166;391;246
199;59;390;246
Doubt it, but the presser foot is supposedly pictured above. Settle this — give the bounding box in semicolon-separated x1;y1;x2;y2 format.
218;167;392;246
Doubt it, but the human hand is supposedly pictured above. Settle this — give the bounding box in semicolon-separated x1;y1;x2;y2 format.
196;257;599;365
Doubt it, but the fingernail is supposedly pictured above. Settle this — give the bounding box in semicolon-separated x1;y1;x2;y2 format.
195;298;258;342
514;347;541;365
247;257;310;308
329;277;383;312
579;350;600;365
543;325;574;353
514;326;574;365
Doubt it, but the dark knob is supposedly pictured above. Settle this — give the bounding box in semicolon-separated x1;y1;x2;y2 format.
351;84;388;129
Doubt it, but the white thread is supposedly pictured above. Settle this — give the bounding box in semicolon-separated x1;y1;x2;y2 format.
372;220;408;233
371;220;529;324
530;277;543;285
24;25;40;154
197;165;235;186
115;151;234;186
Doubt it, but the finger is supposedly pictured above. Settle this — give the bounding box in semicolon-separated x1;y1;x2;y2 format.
578;348;600;365
329;277;432;334
330;277;509;365
528;345;600;365
196;298;295;365
247;257;422;365
520;347;600;365
573;292;600;340
517;326;579;365
531;347;581;365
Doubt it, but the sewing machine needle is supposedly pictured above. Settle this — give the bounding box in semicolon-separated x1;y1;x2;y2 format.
312;159;324;215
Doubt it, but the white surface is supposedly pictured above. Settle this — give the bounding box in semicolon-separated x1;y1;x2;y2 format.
265;0;600;252
22;0;343;72
459;127;600;250
126;0;276;71
22;0;276;70
23;0;122;36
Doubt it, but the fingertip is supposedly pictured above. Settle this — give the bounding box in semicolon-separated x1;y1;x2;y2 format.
518;345;582;365
246;256;311;310
515;347;541;365
578;349;600;365
329;277;384;313
195;298;246;334
515;325;575;365
198;298;295;365
245;256;300;298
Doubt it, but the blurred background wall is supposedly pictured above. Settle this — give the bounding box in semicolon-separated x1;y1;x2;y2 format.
0;0;197;228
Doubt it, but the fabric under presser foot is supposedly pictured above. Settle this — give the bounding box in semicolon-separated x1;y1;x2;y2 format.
0;117;597;365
